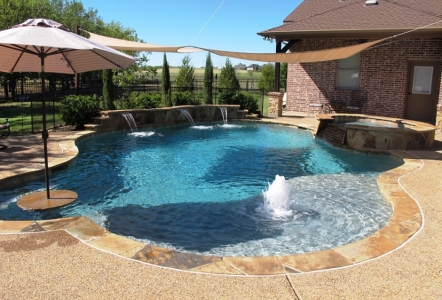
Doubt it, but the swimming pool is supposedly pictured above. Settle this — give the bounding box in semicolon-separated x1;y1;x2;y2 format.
0;122;402;256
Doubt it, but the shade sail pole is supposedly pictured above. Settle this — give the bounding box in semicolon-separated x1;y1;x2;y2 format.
75;25;80;96
274;41;282;92
40;50;50;199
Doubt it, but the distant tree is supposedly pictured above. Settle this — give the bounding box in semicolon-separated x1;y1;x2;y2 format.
280;62;288;91
175;55;195;92
218;58;239;90
0;0;109;98
146;66;158;82
259;63;275;93
161;53;171;107
203;53;214;104
102;69;115;110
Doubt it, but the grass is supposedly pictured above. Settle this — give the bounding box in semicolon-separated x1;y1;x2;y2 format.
0;101;63;135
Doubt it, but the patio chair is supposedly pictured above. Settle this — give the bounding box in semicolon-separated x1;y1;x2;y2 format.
308;91;326;115
326;100;346;113
345;90;365;113
345;99;363;113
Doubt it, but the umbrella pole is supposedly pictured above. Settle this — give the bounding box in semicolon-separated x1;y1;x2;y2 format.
41;54;51;199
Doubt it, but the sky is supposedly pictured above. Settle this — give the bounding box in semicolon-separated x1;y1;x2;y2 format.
80;0;303;68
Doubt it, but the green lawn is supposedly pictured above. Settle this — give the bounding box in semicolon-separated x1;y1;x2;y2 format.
0;101;63;135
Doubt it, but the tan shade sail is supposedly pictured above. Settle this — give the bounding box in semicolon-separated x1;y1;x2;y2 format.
201;39;385;63
86;31;201;53
87;30;386;63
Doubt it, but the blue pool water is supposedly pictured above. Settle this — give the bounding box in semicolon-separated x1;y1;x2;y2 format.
0;122;402;256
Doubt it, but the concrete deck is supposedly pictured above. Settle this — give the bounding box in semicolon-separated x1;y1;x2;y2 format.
1;113;441;299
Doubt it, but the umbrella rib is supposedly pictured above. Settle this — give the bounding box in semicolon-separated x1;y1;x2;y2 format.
32;45;43;55
11;47;26;72
91;49;126;69
0;43;40;55
60;51;77;73
45;48;76;56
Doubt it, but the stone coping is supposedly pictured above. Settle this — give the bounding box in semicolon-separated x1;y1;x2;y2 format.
0;124;423;276
316;113;437;132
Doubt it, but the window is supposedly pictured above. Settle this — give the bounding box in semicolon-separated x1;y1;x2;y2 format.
337;53;360;90
412;66;433;94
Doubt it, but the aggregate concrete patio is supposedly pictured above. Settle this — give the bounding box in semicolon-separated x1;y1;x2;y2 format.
0;113;441;299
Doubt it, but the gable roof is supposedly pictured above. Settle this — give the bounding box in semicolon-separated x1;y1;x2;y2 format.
259;0;442;40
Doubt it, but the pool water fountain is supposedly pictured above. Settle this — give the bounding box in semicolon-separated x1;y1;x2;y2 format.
121;112;138;132
178;109;195;126
219;107;228;125
257;175;293;220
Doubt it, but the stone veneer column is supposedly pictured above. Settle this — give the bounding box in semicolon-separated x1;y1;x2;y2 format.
267;92;284;117
437;104;442;132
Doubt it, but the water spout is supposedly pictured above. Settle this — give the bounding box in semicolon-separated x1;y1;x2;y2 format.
257;175;293;219
178;109;195;126
121;113;138;132
219;107;228;124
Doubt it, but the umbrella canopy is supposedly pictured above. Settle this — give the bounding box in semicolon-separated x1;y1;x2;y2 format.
0;19;137;203
0;18;137;74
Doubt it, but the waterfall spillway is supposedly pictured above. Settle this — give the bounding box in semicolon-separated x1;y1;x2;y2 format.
178;109;196;126
219;107;228;124
121;113;138;132
258;175;293;219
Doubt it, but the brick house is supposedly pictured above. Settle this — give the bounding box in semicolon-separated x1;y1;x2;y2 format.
258;0;442;124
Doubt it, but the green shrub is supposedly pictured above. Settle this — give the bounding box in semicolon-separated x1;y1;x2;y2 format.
218;91;258;113
237;92;259;113
60;95;101;129
217;90;236;105
131;92;162;109
172;91;201;106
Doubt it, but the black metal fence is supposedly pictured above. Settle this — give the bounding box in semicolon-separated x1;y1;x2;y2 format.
0;79;265;135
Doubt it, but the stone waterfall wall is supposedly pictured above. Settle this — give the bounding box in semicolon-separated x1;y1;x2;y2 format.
92;105;246;132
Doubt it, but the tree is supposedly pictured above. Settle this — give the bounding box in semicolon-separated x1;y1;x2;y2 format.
0;0;105;97
146;66;158;82
161;53;172;107
102;69;115;110
218;58;240;90
0;0;146;105
258;63;275;94
203;53;214;104
175;55;195;92
280;62;288;91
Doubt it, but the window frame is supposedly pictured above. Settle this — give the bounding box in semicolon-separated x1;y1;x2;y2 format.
336;53;361;90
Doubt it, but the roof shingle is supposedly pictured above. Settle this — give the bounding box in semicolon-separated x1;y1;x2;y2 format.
259;0;442;37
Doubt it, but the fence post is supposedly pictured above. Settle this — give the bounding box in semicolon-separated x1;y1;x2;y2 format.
52;96;55;129
31;99;34;133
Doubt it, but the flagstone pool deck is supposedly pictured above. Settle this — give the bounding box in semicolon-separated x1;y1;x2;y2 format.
0;113;441;299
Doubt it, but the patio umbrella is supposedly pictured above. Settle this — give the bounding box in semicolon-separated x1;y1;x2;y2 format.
0;18;137;208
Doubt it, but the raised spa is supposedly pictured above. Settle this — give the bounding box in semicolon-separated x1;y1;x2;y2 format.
315;114;436;151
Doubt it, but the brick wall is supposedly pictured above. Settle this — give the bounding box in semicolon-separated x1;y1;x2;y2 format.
316;124;346;148
286;38;442;121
